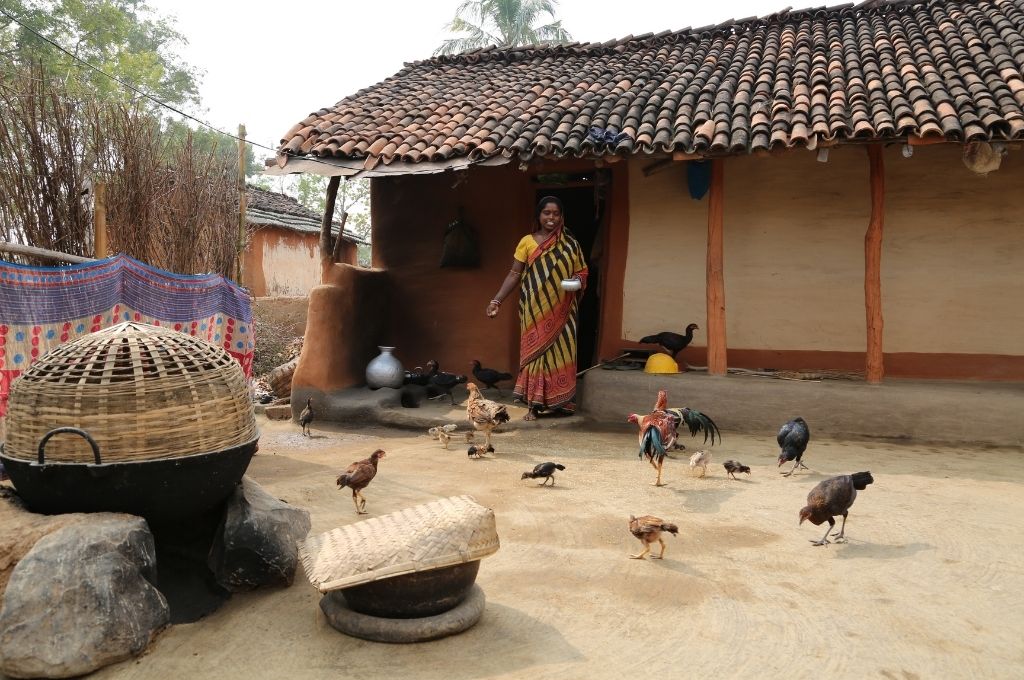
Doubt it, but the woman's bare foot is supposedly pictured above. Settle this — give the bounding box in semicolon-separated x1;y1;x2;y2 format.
523;409;538;421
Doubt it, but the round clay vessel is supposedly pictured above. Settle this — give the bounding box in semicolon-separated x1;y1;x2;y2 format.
365;346;404;389
339;561;480;619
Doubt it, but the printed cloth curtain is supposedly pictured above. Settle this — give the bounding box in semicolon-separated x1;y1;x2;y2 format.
0;254;253;417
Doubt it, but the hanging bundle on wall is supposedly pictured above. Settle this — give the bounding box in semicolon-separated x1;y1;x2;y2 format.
439;210;480;268
687;160;712;199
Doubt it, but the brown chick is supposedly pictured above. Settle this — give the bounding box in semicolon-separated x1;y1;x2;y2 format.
628;515;678;560
466;382;510;452
336;449;385;514
800;471;873;546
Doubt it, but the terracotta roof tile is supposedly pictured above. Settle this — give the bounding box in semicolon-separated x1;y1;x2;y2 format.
279;0;1024;166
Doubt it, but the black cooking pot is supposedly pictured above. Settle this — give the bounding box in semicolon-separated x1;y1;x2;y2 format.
338;561;481;619
0;427;258;525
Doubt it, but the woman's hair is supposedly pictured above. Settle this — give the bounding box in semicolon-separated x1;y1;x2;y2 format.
535;195;564;221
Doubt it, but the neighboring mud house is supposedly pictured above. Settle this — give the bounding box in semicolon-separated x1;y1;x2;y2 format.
243;187;362;297
270;0;1024;393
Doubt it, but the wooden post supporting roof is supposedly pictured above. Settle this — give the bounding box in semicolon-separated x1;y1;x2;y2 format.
865;145;885;383
706;159;727;375
320;175;341;283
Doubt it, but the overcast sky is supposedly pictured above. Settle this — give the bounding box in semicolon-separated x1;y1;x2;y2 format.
149;0;850;163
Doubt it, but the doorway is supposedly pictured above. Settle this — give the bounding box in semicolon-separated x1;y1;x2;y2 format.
533;170;608;370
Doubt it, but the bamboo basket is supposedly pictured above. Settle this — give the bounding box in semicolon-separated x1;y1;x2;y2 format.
299;495;500;593
3;322;256;463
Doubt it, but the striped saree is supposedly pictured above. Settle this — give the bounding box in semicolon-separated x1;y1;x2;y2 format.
513;227;589;412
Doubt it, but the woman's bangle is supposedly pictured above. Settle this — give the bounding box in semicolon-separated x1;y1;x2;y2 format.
490;299;501;307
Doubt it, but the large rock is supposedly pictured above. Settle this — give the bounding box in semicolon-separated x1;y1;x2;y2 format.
208;477;311;592
0;489;92;598
0;515;169;678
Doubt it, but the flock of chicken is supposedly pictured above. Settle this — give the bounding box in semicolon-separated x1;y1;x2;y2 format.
317;376;873;556
624;388;874;556
401;359;514;405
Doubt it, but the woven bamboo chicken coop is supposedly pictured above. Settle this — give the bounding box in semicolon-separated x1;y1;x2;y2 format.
0;322;258;521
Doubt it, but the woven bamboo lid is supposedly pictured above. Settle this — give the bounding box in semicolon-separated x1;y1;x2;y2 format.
3;322;256;463
299;495;500;593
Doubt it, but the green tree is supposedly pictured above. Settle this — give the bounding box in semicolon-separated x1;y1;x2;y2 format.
294;174;372;266
0;0;199;106
435;0;572;56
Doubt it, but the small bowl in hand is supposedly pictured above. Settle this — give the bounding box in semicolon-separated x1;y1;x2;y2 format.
560;278;582;292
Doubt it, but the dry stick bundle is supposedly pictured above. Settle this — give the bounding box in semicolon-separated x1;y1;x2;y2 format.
1;66;242;276
0;65;94;262
99;104;240;276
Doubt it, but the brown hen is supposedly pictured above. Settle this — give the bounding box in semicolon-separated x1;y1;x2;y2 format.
466;382;510;452
336;449;385;514
628;515;679;560
800;471;873;546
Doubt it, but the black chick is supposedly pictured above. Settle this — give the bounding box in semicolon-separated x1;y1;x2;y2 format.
404;359;439;386
800;471;874;546
470;360;514;394
298;397;314;437
639;323;699;359
722;459;751;480
520;462;565;485
429;372;468;405
777;417;810;477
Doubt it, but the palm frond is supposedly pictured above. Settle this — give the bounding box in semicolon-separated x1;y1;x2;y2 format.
436;0;571;54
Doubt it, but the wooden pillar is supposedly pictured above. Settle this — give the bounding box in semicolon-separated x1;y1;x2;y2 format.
865;144;885;383
93;182;107;259
236;124;247;284
320;175;341;283
706;158;727;375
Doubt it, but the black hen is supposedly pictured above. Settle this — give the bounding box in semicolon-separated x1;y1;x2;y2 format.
470;360;514;394
521;462;565;485
665;407;721;448
722;459;750;480
800;471;874;546
777;417;810;476
428;372;468;405
639;323;699;359
404;359;439;386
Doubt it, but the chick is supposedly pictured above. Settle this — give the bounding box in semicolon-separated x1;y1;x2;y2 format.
689;449;712;477
298;397;314;437
722;459;751;480
520;462;565;486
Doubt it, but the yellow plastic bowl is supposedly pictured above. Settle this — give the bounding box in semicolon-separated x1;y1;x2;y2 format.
643;352;679;374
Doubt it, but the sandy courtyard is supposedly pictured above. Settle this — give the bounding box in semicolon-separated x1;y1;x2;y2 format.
91;418;1023;680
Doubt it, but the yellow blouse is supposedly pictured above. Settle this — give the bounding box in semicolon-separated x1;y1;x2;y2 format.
513;235;539;263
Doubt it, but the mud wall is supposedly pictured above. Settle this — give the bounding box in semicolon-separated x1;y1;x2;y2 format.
622;146;1024;379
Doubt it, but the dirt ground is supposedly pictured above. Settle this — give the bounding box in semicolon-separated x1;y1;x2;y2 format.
93;418;1024;680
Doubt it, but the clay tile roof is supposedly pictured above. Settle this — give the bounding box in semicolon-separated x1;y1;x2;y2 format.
278;0;1024;168
245;187;363;243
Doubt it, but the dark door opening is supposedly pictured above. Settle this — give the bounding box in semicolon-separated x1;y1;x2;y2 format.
534;175;607;371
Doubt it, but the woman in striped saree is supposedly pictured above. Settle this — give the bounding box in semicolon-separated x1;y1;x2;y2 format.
485;196;588;420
